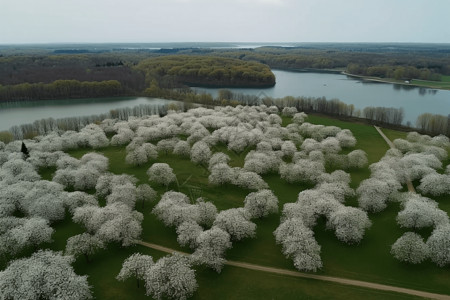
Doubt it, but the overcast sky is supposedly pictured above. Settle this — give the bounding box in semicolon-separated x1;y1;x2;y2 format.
1;0;449;44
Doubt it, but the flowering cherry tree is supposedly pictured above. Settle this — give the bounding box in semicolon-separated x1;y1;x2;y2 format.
0;250;92;300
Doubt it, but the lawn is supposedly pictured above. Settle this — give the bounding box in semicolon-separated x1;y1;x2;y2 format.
410;75;450;89
35;114;450;299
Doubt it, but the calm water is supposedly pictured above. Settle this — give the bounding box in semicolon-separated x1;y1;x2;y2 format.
194;70;450;125
1;70;449;131
0;97;177;131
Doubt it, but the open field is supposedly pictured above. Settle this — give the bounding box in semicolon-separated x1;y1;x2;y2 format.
3;112;449;299
51;115;450;298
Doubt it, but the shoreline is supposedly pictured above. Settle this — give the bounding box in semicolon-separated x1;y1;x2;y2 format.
341;71;450;90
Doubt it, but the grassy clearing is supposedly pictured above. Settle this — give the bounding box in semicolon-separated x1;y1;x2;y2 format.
380;128;408;142
38;114;450;299
410;78;450;89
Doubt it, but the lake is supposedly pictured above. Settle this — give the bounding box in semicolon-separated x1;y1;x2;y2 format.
194;70;450;125
1;70;449;131
0;97;177;131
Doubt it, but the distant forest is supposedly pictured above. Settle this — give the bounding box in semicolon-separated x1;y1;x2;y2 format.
0;43;449;101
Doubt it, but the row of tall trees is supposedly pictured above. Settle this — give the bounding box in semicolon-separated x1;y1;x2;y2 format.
416;113;450;136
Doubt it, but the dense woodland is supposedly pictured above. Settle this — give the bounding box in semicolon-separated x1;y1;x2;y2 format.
211;46;450;80
135;55;275;88
1;44;449;102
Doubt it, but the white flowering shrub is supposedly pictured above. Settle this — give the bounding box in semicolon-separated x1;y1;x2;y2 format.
65;191;98;215
95;173;137;198
106;183;137;208
190;141;212;165
117;253;154;288
396;194;449;229
327;206;372;244
173;141;191;157
65;233;105;262
73;202;143;246
279;160;325;184
136;184;157;209
292;112;308;124
417;173;450;196
0;217;54;258
176;221;203;249
157;138;179;155
336;129;357;148
427;224;450;267
282;106;298;117
152;191;200;227
208;152;230;171
147;163;176;187
391;232;429;264
145;253;198;300
357;178;399;213
274;218;322;272
315;181;355;203
348;149;369;169
243;189;279;219
192;226;232;273
244;151;281;175
233;168;269;190
0;250;92;300
0;158;40;184
213;208;256;241
196;198;218;227
208;163;234;186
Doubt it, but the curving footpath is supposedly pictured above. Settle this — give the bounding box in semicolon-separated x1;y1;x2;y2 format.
136;240;450;300
374;126;416;193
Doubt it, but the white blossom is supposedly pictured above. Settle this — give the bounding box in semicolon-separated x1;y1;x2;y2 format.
0;250;92;300
147;163;176;187
65;233;105;262
145;253;198;300
173;141;191;157
117;253;154;287
391;232;429;264
243;189;279;219
417;173;450;196
274;218;322;272
213;208;256;241
327;206;372;244
348;149;369;169
427;224;450;267
176;221;203;249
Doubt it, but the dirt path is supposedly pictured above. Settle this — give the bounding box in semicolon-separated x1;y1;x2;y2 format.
136;240;450;300
374;126;416;193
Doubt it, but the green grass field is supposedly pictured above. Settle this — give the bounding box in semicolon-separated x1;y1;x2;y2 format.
410;75;450;89
30;114;450;299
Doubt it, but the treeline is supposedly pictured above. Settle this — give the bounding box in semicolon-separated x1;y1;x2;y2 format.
0;80;125;102
136;55;275;88
5;103;172;140
143;86;407;127
210;47;450;78
416;113;450;136
347;64;441;81
0;54;147;93
362;107;404;125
